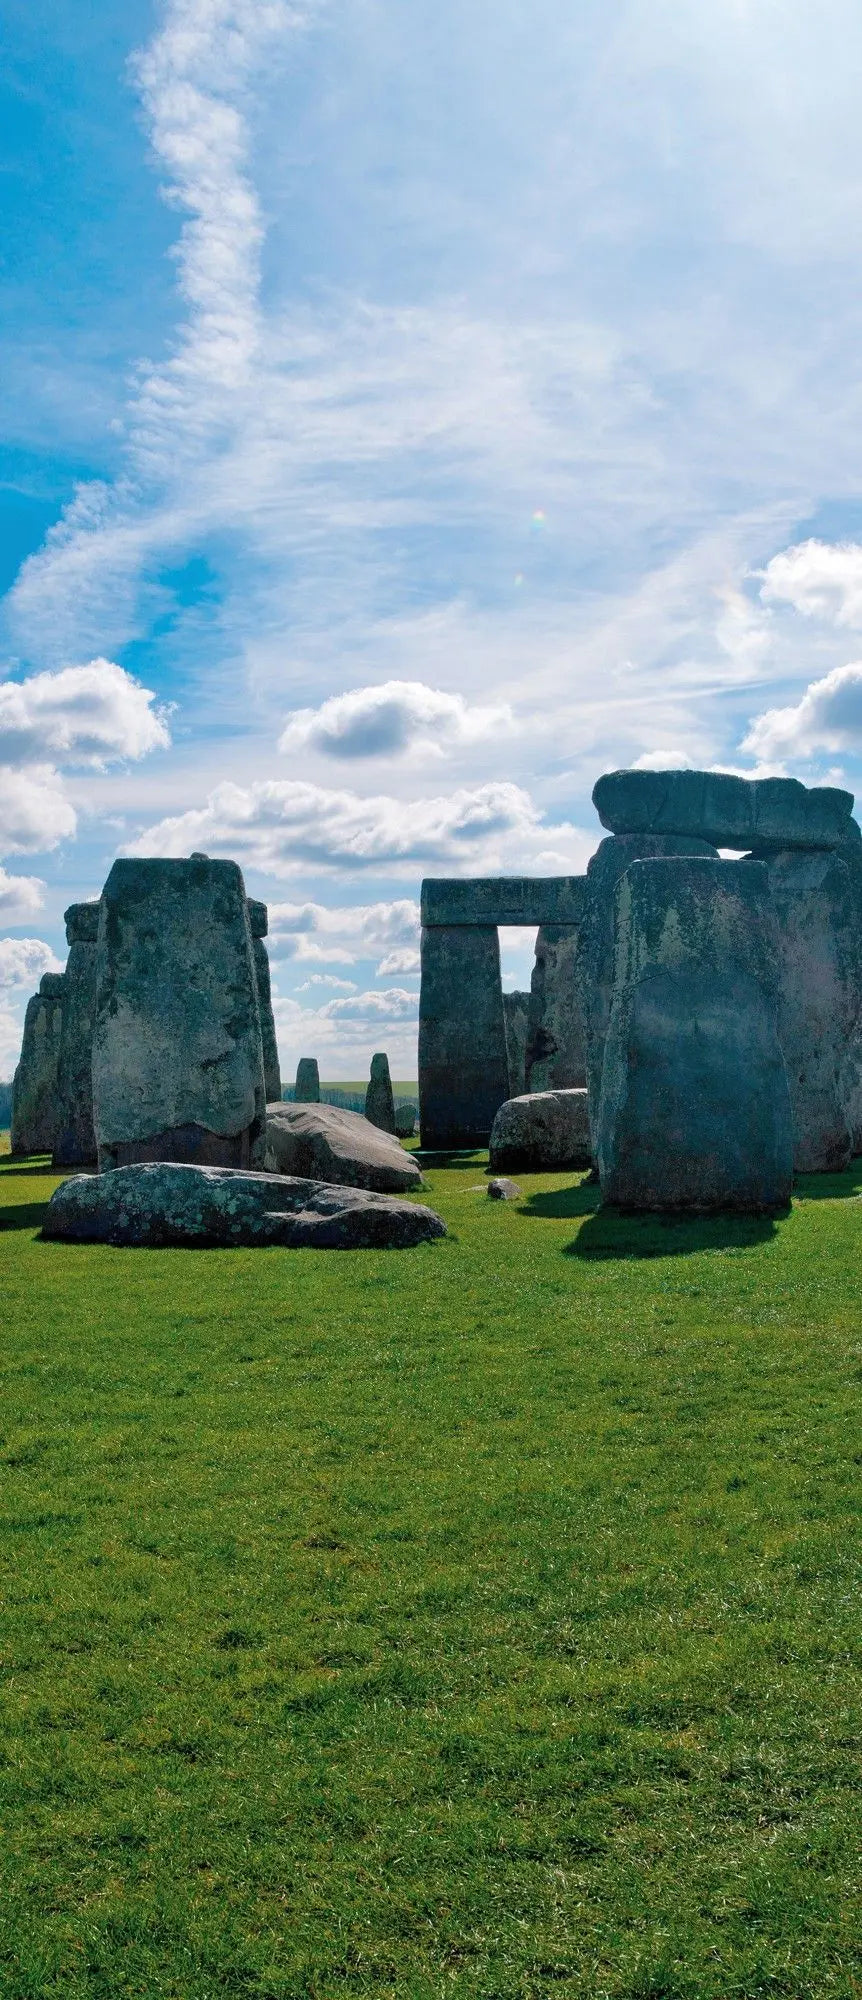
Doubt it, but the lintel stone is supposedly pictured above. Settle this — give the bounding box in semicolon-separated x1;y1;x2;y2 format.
421;876;585;928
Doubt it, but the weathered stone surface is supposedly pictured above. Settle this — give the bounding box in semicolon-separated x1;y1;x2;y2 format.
419;924;509;1148
488;1176;521;1200
252;937;282;1105
757;848;861;1172
422;876;585;927
502;990;530;1097
596;858;793;1212
92;858;266;1173
294;1058;320;1103
43;1163;445;1250
53;902;100;1168
394;1101;418;1137
525;927;586;1092
577;834;719;1135
593;768;859;851
488;1088;592;1172
247;899;268;938
264;1100;424;1193
365;1051;396;1133
11;974;65;1156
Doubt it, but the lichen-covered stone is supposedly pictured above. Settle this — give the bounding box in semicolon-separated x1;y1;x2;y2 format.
593;768;859;851
11;973;64;1156
265;1100;423;1193
419;925;509;1147
487;1176;521;1200
394;1101;418;1137
577;834;719;1136
757;848;861;1172
43;1162;446;1250
53;902;100;1168
488;1088;592;1172
525;927;585;1092
294;1058;320;1103
596;858;793;1212
92;858;266;1172
365;1052;396;1133
252;937;281;1105
502;990;530;1096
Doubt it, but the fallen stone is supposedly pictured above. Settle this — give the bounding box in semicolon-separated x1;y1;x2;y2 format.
502;990;530;1096
596;858;793;1212
43;1163;445;1250
593;768;859;851
264;1100;424;1193
92;858;266;1172
758;848;861;1172
11;972;65;1156
53;902;100;1168
525;926;586;1091
577;833;719;1136
294;1057;320;1103
365;1051;396;1133
394;1101;418;1137
487;1176;522;1200
488;1088;592;1172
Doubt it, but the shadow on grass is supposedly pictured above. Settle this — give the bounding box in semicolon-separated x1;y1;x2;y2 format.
0;1160;54;1179
794;1159;862;1201
414;1148;487;1169
570;1205;788;1260
0;1200;50;1232
520;1182;602;1221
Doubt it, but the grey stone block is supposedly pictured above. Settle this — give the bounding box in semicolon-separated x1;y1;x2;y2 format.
596;858;793;1212
247;898;268;937
294;1057;320;1103
253;936;282;1105
593;768;858;851
53;901;100;1169
11;978;64;1156
93;857;266;1172
419;924;509;1147
488;1088;592;1172
365;1051;396;1132
421;876;586;927
502;990;530;1097
525;926;586;1091
265;1100;423;1192
759;848;861;1171
394;1101;418;1137
43;1163;446;1250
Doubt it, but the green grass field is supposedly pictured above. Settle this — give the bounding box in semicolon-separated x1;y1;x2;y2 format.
1;1150;861;1998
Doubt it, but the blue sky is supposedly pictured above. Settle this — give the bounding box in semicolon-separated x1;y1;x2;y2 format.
5;0;862;1077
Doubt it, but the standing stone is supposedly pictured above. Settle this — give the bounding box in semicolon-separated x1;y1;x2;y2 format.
53;902;100;1169
247;899;282;1106
593;768;859;851
577;834;719;1137
756;848;861;1172
525;927;586;1092
295;1057;320;1103
419;924;509;1148
92;857;266;1172
502;990;531;1097
10;972;65;1157
365;1051;396;1133
596;858;793;1212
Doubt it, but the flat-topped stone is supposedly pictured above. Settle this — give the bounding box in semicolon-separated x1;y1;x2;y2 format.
294;1057;320;1103
593;769;858;851
488;1088;592;1172
421;876;586;928
64;900;101;944
43;1163;445;1251
265;1100;423;1193
247;898;268;938
11;979;64;1157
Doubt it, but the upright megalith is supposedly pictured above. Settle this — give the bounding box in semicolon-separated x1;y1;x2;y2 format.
525;927;585;1092
247;898;282;1106
295;1058;320;1103
92;857;266;1172
593;769;860;851
596;858;793;1212
577;833;719;1136
53;902;100;1168
419;924;509;1148
365;1052;396;1133
502;990;530;1097
11;972;65;1157
757;848;861;1172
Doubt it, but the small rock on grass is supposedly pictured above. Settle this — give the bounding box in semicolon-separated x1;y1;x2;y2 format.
487;1177;522;1201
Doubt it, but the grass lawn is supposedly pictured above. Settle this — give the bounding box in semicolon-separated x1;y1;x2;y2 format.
1;1150;861;1998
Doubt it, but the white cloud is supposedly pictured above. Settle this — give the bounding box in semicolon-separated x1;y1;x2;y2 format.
0;868;45;922
295;973;358;992
743;661;862;761
0;660;170;767
278;680;512;760
0;938;64;992
0;769;78;856
758;540;862;628
0;1003;24;1077
273;985;419;1079
268;898;419;966
375;947;420;975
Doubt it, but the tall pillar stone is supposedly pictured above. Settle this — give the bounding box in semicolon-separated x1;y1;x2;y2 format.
92;857;266;1172
503;990;530;1097
419;924;509;1148
53;902;100;1169
577;833;719;1138
365;1051;396;1133
525;927;585;1092
596;858;793;1212
247;898;282;1106
11;972;65;1157
295;1058;320;1103
753;848;861;1172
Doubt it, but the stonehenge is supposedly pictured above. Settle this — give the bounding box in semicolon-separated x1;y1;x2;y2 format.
11;972;65;1157
593;769;860;852
53;902;99;1169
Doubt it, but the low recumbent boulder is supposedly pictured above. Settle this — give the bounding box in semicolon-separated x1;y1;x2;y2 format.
264;1100;424;1193
42;1163;445;1250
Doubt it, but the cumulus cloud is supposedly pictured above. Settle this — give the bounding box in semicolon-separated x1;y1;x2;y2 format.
742;660;862;760
0;769;78;855
278;680;512;760
0;937;64;992
758;540;862;627
0;868;45;922
268;898;419;966
272;985;420;1077
375;947;420;975
296;974;358;992
0;660;171;767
